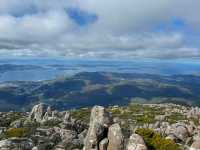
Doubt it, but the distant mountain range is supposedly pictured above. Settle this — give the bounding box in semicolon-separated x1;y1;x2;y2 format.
0;64;44;73
1;59;200;82
0;72;200;111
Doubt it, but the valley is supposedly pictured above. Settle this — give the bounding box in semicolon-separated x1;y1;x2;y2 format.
0;72;200;111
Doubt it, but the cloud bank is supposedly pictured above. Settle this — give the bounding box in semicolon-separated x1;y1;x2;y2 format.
0;0;200;59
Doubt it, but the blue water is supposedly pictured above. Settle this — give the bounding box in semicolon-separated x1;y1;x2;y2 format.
0;57;200;82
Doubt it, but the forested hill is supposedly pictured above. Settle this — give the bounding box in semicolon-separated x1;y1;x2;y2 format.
0;72;200;111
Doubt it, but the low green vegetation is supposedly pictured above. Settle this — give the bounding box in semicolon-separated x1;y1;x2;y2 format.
190;117;200;126
0;112;23;127
110;104;165;126
70;108;91;123
42;119;62;127
136;128;180;150
4;128;29;138
166;112;186;124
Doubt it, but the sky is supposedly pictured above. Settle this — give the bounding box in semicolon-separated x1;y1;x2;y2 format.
0;0;200;59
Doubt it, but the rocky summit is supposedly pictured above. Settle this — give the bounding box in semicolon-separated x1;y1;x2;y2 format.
0;103;200;150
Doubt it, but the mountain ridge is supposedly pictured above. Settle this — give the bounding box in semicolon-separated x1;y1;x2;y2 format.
0;72;200;111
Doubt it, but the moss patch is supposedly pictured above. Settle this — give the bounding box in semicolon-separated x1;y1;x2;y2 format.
136;128;180;150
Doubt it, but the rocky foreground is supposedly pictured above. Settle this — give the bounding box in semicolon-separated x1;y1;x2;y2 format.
0;103;200;150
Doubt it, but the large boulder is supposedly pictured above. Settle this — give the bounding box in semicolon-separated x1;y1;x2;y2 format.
43;106;52;121
29;103;48;122
53;128;83;150
59;129;77;142
187;107;200;119
63;111;71;123
0;138;34;150
89;106;113;128
84;106;112;150
32;147;39;150
126;134;147;150
99;138;108;150
60;119;87;134
107;123;124;150
190;140;200;150
31;128;60;150
10;119;24;128
165;123;189;142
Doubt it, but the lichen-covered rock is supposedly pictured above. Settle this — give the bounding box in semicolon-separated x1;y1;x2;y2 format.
59;129;77;142
99;138;108;150
10;119;23;128
165;123;189;142
32;147;38;150
78;129;87;145
89;106;113;128
43;106;52;121
84;106;112;150
63;112;71;123
29;103;48;122
84;121;106;150
108;123;124;150
0;138;34;150
126;134;147;150
190;140;200;150
187;107;200;119
155;115;166;121
60;120;87;134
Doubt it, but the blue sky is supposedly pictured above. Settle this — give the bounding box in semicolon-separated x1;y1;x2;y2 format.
67;8;98;26
0;0;199;59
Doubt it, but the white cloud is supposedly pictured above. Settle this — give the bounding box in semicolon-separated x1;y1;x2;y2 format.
0;11;75;42
76;0;173;33
0;0;199;59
